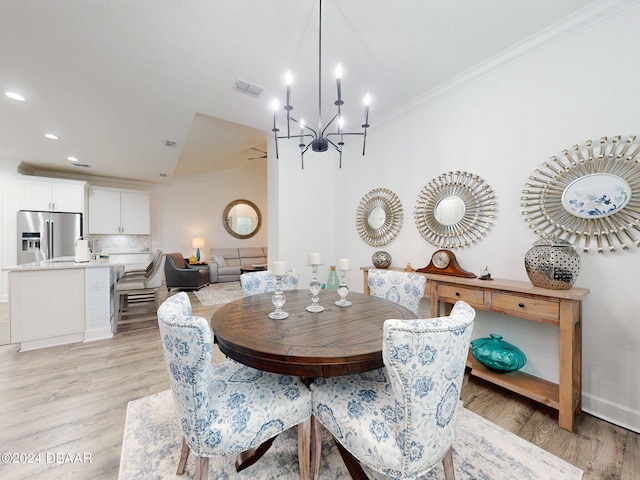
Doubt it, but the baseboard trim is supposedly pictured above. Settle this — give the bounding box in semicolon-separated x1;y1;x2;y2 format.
84;327;113;343
583;392;640;433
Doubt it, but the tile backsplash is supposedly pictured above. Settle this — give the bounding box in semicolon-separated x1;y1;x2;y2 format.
93;235;151;253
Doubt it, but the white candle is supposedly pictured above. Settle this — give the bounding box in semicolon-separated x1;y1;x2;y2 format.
271;261;286;276
337;258;350;270
308;252;321;265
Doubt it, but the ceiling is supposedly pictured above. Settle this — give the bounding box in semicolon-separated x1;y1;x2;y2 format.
0;0;602;183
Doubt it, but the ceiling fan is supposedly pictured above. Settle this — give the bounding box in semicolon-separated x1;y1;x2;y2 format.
247;147;267;160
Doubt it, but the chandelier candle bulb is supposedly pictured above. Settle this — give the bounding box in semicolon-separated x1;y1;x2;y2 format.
337;258;350;270
271;261;286;276
308;252;321;265
363;94;371;127
285;71;292;107
335;64;343;104
272;99;279;131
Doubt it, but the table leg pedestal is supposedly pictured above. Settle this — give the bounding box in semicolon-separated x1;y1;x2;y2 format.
234;436;277;472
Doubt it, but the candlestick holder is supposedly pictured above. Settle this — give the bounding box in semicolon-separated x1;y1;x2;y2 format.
335;269;352;307
268;275;289;319
306;264;324;312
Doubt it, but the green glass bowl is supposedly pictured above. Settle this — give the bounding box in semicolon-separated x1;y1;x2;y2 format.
471;334;527;373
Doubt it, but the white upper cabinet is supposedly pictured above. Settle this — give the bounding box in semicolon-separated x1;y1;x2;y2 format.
88;187;150;235
20;178;86;213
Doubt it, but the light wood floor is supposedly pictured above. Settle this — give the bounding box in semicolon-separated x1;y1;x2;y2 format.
0;288;637;480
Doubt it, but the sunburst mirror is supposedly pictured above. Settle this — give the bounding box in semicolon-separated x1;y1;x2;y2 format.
356;188;403;246
414;171;496;249
521;135;640;252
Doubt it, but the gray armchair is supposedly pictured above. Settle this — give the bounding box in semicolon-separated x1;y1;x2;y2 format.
164;253;209;292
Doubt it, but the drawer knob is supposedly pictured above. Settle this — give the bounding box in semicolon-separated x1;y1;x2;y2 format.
518;302;525;308
455;291;461;297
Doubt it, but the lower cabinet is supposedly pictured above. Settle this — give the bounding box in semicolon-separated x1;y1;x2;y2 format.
9;266;116;351
10;269;85;350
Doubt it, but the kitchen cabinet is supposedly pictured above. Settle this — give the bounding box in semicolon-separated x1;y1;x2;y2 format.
88;187;150;234
20;177;86;213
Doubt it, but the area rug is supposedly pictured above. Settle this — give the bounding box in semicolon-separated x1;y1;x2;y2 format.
193;281;244;306
118;389;583;480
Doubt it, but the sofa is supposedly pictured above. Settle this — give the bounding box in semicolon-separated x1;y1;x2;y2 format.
209;247;267;283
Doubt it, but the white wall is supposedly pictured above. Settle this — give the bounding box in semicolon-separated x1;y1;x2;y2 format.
271;4;640;431
147;164;268;258
0;160;22;302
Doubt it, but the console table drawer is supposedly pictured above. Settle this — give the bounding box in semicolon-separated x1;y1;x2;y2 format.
437;285;484;307
491;293;559;321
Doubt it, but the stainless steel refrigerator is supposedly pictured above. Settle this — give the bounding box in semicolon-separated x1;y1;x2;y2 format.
17;210;82;264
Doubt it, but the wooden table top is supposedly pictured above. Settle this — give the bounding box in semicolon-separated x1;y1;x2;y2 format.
211;289;417;378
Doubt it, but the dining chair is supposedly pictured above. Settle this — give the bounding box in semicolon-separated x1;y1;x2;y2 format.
311;300;475;480
367;269;427;314
113;252;166;333
240;268;299;296
157;292;313;480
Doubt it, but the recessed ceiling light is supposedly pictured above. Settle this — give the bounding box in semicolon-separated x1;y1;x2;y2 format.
67;156;78;162
5;91;25;101
45;133;59;140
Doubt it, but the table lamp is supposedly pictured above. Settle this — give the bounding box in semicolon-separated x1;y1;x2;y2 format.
192;237;205;262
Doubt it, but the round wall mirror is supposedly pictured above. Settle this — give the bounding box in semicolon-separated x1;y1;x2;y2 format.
368;206;387;229
222;199;262;239
561;173;630;219
414;171;496;249
435;195;466;226
356;188;403;246
522;135;640;252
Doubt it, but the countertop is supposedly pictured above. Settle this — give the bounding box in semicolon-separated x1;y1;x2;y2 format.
3;256;145;272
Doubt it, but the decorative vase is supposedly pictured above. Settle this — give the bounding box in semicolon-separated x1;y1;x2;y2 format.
471;334;527;373
372;251;392;269
524;236;581;290
326;266;340;291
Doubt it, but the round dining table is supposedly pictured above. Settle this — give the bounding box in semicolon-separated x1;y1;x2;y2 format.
211;288;417;480
211;289;417;379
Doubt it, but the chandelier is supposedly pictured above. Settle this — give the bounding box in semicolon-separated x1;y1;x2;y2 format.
271;0;371;169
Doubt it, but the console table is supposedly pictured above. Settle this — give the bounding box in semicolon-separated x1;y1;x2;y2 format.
361;267;589;432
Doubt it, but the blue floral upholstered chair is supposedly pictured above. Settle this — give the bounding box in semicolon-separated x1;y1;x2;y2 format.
157;292;312;480
311;300;475;480
240;268;299;296
367;269;427;315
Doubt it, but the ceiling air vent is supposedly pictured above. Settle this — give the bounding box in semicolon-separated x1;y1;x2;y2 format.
72;163;90;168
233;79;263;97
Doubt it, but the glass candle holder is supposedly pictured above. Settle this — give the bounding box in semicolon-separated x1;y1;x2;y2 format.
268;275;289;319
335;269;352;307
306;264;324;312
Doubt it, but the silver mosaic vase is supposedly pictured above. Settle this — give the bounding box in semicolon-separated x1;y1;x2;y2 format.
524;236;581;290
372;251;392;269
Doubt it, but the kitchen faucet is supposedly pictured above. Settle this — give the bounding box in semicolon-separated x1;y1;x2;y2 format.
77;235;95;253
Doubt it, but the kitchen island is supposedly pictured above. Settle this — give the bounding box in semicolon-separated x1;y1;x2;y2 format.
4;256;145;351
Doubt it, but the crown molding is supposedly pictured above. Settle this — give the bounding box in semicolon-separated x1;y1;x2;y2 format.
378;0;640;128
16;162;166;189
